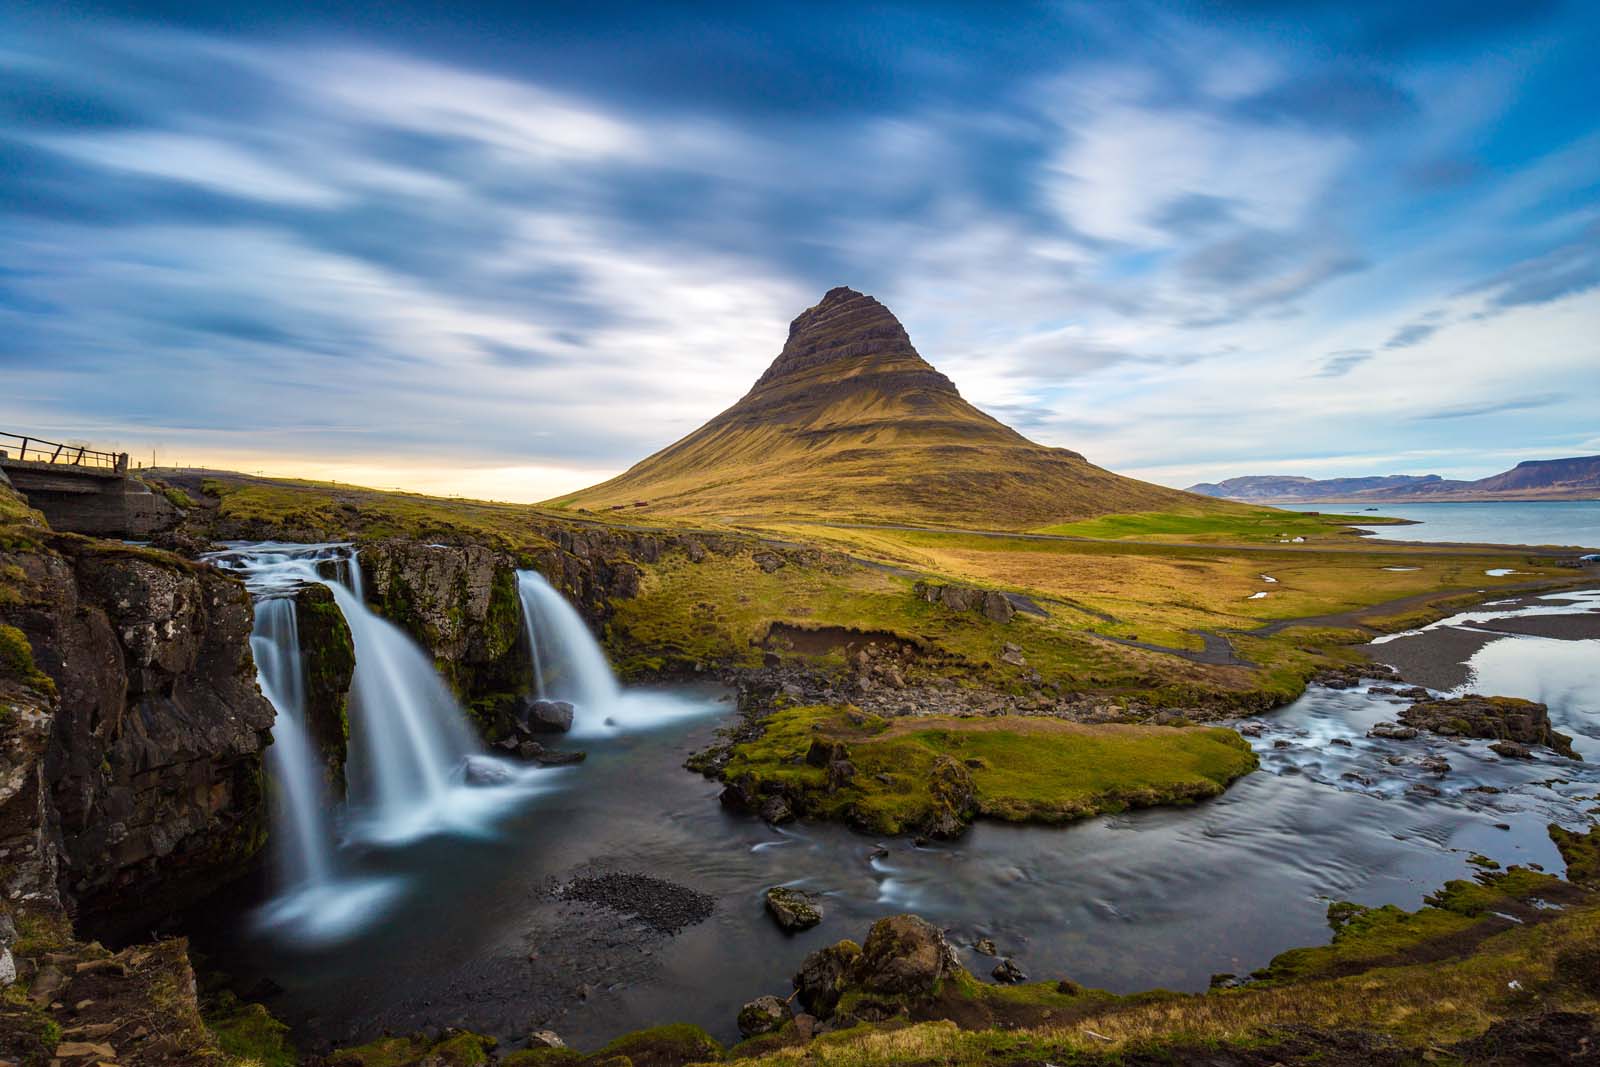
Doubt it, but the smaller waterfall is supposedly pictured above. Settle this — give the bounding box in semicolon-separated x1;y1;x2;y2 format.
515;570;711;737
516;571;619;726
327;581;494;839
251;597;335;892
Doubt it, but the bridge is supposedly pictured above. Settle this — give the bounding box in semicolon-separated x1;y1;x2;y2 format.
0;431;178;537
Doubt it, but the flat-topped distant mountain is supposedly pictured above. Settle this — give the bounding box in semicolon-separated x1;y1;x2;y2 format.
1189;455;1600;504
553;286;1216;528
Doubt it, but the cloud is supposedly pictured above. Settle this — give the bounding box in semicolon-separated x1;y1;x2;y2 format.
0;6;1595;498
1415;394;1564;420
1316;350;1372;377
1237;71;1418;132
1384;321;1440;348
1466;223;1600;311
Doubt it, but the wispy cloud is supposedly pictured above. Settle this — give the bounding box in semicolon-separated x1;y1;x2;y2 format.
0;4;1596;498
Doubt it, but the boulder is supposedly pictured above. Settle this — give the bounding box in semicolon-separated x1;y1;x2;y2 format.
992;958;1027;983
532;749;586;767
1368;722;1419;740
792;940;862;1018
519;698;576;734
737;995;791;1038
999;642;1026;667
981;591;1017;624
1400;695;1577;758
1419;755;1451;775
826;758;857;792
528;1031;566;1049
855;914;955;997
1491;740;1533;760
765;887;823;932
923;756;976;839
462;756;516;786
759;795;795;825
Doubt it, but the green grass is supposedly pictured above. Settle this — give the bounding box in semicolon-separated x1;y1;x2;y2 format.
717;706;1258;835
1033;505;1390;544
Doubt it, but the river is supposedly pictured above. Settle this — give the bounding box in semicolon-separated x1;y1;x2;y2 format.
189;583;1600;1053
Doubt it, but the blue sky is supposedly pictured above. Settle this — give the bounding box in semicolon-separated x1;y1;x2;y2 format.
2;1;1596;500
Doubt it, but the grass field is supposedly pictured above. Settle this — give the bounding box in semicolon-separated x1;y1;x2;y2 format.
714;705;1258;834
1032;505;1402;543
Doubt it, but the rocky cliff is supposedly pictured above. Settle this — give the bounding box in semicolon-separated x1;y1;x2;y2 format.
0;499;274;937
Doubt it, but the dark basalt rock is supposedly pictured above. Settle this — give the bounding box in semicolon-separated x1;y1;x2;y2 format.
792;939;862;1018
0;532;276;936
991;957;1027;983
1400;695;1578;758
519;697;576;734
758;795;794;825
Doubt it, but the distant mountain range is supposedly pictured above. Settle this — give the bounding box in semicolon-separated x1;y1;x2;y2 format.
1188;456;1600;504
554;286;1218;528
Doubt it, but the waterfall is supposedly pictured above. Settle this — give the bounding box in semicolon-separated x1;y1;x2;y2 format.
250;597;335;892
326;580;491;838
516;571;619;730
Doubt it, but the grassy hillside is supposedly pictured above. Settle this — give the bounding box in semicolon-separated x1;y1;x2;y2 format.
552;288;1221;529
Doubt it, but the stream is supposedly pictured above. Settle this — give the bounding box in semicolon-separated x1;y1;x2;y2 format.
185;576;1600;1053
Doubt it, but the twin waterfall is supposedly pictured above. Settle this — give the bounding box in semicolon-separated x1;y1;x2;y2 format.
208;543;624;942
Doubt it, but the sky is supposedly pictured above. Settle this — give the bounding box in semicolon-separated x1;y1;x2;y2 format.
2;1;1597;501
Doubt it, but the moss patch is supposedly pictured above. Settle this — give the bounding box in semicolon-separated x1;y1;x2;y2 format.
0;623;55;697
205;992;296;1067
328;1031;496;1067
717;706;1257;835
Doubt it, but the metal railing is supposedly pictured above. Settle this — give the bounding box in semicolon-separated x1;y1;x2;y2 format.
0;431;127;472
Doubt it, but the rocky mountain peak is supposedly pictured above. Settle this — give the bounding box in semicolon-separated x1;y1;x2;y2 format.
753;286;955;396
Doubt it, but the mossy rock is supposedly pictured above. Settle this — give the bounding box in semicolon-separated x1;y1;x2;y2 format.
595;1023;723;1067
328;1030;495;1066
205;993;297;1067
1550;822;1600;886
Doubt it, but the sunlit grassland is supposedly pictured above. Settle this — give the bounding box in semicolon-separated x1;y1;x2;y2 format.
1032;504;1399;543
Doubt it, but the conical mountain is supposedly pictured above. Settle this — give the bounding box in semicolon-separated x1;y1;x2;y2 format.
556;287;1206;528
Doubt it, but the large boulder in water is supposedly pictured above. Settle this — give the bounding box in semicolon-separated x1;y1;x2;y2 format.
1400;695;1577;758
765;886;823;932
462;755;516;786
518;697;575;734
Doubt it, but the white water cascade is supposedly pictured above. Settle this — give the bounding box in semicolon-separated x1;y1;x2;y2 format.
207;541;557;942
250;597;335;892
515;570;710;736
207;543;403;943
516;571;618;725
327;572;505;841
